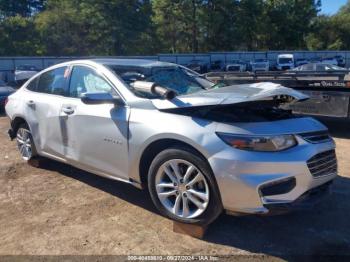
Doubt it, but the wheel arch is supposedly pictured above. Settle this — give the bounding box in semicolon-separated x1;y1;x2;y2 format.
138;138;212;187
10;116;29;139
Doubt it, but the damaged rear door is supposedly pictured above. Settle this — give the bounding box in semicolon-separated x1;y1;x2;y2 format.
26;66;69;159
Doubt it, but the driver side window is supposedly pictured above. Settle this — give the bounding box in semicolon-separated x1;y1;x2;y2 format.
69;66;113;98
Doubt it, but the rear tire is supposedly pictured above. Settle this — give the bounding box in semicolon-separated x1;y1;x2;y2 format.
148;146;222;225
16;123;37;161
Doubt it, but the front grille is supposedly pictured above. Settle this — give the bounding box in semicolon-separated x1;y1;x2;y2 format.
299;130;331;143
307;150;337;178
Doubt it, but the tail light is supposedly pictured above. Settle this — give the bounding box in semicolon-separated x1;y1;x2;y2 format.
346;81;350;88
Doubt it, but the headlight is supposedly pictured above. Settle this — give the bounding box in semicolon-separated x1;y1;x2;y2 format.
216;133;297;152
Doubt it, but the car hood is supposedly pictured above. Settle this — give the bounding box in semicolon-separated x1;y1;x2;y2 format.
152;82;309;110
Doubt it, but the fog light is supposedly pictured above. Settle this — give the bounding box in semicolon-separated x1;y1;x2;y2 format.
259;177;296;197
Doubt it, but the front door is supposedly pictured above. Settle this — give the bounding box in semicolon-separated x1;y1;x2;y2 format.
62;65;130;179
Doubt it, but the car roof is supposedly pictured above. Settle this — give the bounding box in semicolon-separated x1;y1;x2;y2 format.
91;58;175;67
302;63;334;66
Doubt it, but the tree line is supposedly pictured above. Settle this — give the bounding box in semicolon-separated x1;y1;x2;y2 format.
0;0;349;56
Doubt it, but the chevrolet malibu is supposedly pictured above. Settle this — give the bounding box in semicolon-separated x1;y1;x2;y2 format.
5;59;337;225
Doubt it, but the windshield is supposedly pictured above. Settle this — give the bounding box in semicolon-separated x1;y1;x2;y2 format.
279;58;293;63
106;65;215;98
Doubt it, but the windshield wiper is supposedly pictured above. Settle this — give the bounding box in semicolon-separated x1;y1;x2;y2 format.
210;82;227;89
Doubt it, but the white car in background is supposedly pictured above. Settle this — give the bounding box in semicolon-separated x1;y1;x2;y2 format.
225;60;247;72
14;65;40;84
250;59;269;72
276;54;294;70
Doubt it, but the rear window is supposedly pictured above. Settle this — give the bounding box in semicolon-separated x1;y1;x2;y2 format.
26;78;38;91
36;67;68;95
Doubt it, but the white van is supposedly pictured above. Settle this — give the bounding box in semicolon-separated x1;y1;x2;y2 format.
276;54;294;70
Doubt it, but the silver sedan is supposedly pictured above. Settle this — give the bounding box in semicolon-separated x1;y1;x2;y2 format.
5;59;337;225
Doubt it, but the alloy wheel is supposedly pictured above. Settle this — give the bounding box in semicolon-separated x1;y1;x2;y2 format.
155;159;209;219
16;128;33;161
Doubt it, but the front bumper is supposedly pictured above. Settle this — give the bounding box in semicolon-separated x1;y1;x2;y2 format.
263;180;332;215
208;138;337;215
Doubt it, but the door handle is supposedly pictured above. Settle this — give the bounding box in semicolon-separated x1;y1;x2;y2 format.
62;107;74;115
26;100;35;106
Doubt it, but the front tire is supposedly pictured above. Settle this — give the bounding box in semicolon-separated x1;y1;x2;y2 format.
16;124;37;161
148;147;222;225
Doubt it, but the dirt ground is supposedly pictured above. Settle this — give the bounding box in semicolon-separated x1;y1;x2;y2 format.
0;113;349;260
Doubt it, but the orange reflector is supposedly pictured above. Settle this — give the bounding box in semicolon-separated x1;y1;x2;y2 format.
229;139;249;148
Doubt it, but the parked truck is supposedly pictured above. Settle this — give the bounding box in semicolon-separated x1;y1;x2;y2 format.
276;54;295;70
205;70;350;118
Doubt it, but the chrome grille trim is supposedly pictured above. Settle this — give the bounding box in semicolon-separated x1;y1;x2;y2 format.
307;150;337;178
308;154;335;166
299;130;331;144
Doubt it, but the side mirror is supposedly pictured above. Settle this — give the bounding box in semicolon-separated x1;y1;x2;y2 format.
81;93;124;106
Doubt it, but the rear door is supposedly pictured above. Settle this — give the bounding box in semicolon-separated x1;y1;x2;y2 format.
61;65;130;179
24;66;69;159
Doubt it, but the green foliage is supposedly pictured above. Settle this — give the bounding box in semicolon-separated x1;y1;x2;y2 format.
263;0;321;50
0;15;41;55
34;0;155;55
306;1;350;50
0;0;348;55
